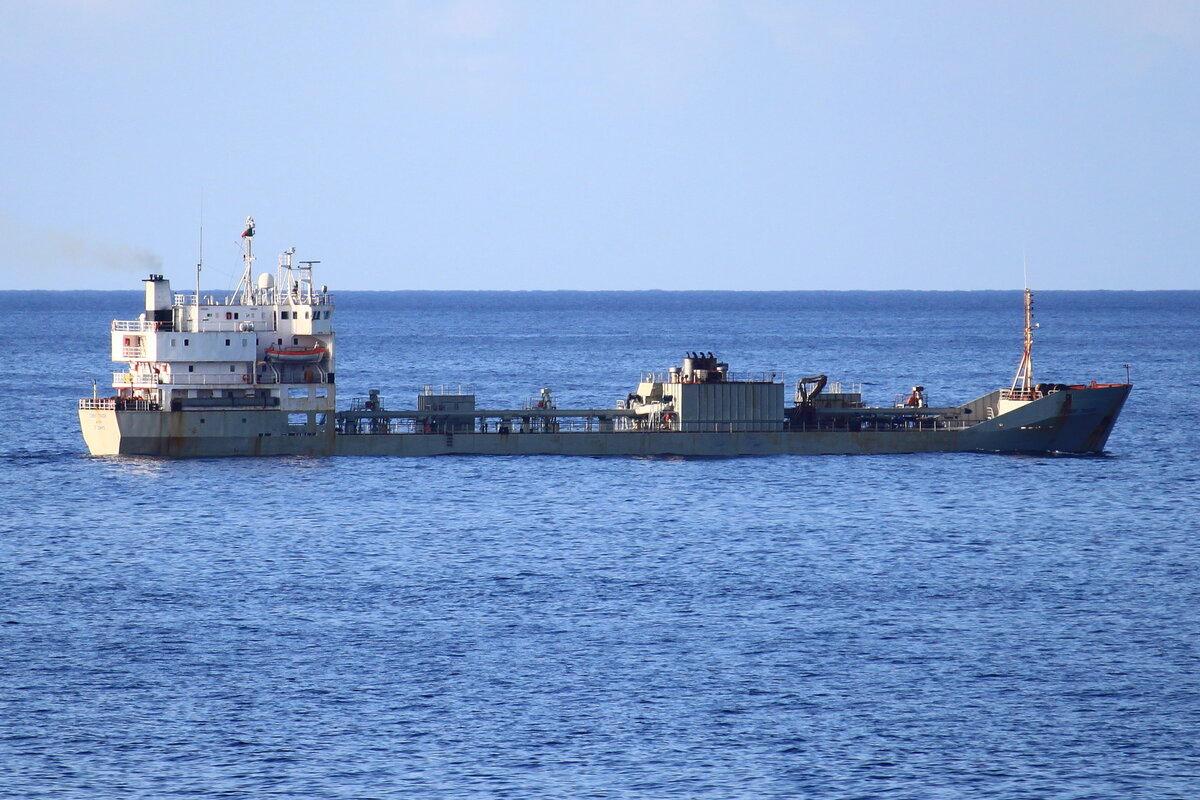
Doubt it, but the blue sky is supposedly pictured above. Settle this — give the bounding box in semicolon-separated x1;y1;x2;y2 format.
2;1;1197;290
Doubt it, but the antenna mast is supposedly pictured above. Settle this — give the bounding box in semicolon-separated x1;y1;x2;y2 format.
195;192;204;331
1010;286;1034;394
234;216;256;304
298;260;320;303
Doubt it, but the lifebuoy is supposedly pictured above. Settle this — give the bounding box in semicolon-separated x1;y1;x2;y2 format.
242;374;251;383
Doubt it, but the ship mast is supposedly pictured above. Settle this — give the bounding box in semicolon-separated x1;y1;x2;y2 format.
1010;286;1034;394
195;201;203;332
233;216;256;304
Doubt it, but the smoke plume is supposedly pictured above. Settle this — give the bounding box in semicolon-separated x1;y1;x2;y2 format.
0;214;162;284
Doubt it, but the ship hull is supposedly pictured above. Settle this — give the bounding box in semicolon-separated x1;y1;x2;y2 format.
80;385;1130;458
79;407;335;457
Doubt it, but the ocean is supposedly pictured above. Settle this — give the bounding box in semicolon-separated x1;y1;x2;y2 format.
2;289;1198;798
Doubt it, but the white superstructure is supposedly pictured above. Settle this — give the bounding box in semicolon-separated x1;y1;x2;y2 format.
103;218;336;427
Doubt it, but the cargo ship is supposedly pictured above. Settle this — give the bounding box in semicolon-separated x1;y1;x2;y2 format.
79;220;1131;458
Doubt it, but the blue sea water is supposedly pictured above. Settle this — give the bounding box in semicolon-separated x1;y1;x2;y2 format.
2;289;1199;799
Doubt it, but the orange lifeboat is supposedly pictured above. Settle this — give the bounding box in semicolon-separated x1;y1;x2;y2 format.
265;345;327;363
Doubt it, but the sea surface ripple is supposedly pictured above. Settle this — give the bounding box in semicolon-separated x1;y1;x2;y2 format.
2;290;1198;798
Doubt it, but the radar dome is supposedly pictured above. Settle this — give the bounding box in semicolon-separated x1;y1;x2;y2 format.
257;272;274;290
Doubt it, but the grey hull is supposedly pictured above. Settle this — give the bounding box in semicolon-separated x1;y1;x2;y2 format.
81;385;1130;458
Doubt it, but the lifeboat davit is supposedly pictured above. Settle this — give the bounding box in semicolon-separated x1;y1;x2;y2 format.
265;345;327;363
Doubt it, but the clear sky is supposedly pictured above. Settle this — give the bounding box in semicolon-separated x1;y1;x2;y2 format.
2;1;1197;290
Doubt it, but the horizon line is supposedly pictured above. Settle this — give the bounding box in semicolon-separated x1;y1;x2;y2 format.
4;287;1195;294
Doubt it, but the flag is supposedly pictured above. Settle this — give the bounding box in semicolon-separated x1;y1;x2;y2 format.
241;224;255;238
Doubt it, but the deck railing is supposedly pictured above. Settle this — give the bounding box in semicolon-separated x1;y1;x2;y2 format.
337;414;984;436
112;318;264;334
112;371;331;387
181;320;260;333
79;398;159;411
113;371;257;386
640;371;783;384
112;320;159;332
420;384;474;396
172;292;335;307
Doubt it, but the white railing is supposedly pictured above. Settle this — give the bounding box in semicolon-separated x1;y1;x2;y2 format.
112;319;158;332
167;373;254;386
112;317;263;334
184;320;260;332
172;292;336;308
420;384;473;396
113;371;254;387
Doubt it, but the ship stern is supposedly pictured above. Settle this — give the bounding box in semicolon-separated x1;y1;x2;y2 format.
78;401;123;456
